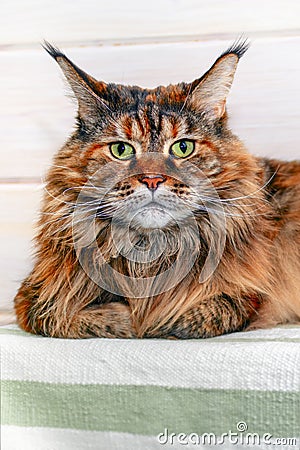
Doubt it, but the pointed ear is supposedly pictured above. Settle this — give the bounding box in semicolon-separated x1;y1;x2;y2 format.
43;41;108;126
187;39;250;121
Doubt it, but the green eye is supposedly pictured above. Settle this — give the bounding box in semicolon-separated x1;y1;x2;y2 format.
110;142;135;160
170;140;195;158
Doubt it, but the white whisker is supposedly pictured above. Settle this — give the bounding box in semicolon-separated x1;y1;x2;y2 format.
215;170;278;203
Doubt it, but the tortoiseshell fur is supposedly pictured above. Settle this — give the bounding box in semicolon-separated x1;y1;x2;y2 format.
14;40;300;338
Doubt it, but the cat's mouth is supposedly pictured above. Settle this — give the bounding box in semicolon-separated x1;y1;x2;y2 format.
97;187;195;229
129;198;195;229
144;201;164;209
133;201;171;229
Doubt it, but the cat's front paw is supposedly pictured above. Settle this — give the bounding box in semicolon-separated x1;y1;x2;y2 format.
69;302;136;339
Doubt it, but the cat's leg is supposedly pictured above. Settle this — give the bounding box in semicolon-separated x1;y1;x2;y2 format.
150;295;251;339
57;303;136;339
14;278;136;339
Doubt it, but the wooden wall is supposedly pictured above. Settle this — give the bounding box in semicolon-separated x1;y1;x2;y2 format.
1;0;299;320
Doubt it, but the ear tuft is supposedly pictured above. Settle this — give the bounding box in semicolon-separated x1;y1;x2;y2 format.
42;40;65;61
220;36;250;60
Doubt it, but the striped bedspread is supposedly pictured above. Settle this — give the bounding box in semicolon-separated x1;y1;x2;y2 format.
1;324;299;450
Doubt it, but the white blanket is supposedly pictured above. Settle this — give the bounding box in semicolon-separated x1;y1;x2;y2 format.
1;324;299;450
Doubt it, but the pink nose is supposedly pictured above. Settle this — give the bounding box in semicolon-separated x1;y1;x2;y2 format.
140;175;166;191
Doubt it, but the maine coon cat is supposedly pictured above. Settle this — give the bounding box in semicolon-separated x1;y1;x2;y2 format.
14;39;300;338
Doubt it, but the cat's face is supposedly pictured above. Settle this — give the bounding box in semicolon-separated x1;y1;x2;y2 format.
79;92;222;230
45;40;258;233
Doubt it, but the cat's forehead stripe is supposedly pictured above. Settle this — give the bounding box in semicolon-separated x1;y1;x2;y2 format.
146;102;161;133
135;113;147;138
117;109;187;149
122;116;133;140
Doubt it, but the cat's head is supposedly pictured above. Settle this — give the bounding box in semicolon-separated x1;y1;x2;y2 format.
44;39;258;232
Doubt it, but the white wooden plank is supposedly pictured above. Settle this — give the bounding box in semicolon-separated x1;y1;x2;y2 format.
0;185;42;311
1;0;299;46
0;37;299;180
0;310;15;325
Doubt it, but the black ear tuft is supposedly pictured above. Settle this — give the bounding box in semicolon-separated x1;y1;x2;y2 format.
41;40;99;91
42;40;66;61
221;36;250;59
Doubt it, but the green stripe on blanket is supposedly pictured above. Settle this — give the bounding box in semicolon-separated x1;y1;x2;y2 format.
1;325;300;450
2;381;300;437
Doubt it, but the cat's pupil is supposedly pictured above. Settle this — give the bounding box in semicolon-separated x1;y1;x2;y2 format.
118;143;126;155
180;141;187;153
